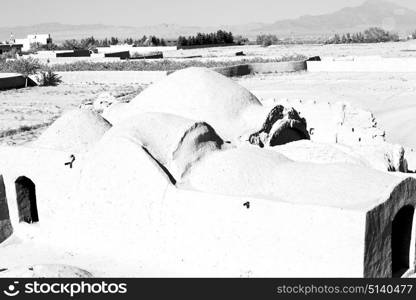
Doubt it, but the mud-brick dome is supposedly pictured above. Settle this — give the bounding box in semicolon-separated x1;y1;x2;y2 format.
130;67;262;140
33;108;111;153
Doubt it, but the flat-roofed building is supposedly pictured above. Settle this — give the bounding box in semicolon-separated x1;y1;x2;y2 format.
0;43;23;55
14;34;52;51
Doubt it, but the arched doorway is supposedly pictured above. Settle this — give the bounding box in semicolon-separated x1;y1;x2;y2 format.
392;205;415;277
15;176;38;224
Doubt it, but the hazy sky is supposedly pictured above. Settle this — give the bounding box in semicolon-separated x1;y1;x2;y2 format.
2;0;416;27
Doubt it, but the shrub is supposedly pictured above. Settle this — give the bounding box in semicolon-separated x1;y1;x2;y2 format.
0;48;19;60
37;69;62;86
55;35;169;50
9;57;41;75
47;56;307;72
363;27;399;42
256;34;279;46
29;42;59;52
177;30;234;46
234;35;249;45
326;27;400;44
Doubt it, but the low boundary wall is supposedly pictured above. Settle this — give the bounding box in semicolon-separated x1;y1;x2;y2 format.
0;74;37;90
212;60;307;77
213;64;252;77
250;61;307;73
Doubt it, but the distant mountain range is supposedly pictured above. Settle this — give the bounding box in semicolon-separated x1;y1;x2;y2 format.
1;0;416;41
257;0;416;37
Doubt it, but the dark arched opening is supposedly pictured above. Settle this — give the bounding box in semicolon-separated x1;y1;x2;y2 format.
15;176;38;224
392;205;415;277
270;128;306;146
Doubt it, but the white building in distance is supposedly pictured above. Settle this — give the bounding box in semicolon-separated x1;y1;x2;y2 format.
14;34;52;51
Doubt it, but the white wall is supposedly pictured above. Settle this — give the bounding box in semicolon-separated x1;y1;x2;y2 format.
15;34;50;51
147;187;368;277
307;57;416;72
14;39;31;52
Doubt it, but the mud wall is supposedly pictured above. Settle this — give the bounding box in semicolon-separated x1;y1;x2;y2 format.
0;175;12;243
364;177;416;278
0;75;26;90
213;64;251;77
213;60;307;77
250;61;307;73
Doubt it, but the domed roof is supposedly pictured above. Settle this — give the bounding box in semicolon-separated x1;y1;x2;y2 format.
104;112;226;180
101;102;129;124
77;130;172;204
129;67;262;140
33;109;111;153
